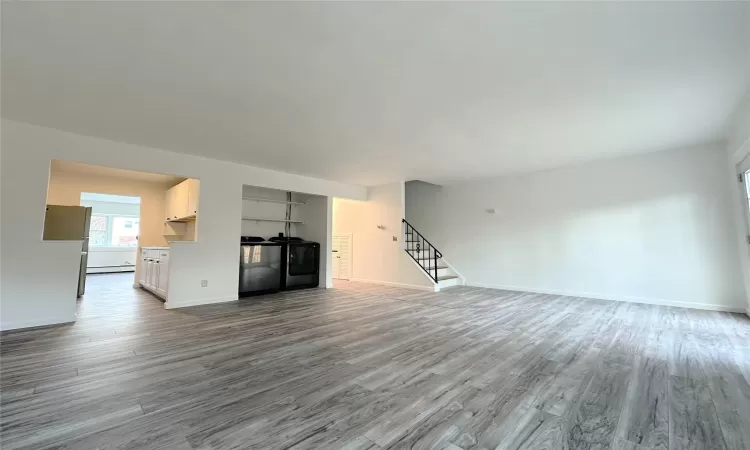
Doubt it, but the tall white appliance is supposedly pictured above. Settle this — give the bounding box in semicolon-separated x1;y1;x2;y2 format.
43;205;93;297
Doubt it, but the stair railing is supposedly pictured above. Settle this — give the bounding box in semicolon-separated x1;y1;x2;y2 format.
402;218;442;282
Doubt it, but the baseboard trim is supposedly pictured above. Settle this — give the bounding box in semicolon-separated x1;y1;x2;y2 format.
87;267;135;274
165;296;239;309
350;278;437;292
0;315;77;333
466;282;747;313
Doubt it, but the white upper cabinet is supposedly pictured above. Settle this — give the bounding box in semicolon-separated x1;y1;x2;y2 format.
186;179;200;217
164;186;176;221
165;179;198;221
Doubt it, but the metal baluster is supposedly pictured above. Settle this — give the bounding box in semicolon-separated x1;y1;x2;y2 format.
434;247;438;282
422;235;425;273
401;219;442;283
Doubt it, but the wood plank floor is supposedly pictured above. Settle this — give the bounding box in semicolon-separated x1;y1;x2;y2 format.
1;273;750;450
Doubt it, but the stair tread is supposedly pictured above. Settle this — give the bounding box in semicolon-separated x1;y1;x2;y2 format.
437;275;458;281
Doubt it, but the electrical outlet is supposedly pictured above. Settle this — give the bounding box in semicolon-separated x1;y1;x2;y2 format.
201;280;208;287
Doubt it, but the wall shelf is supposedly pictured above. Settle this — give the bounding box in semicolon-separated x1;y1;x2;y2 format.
242;197;306;205
241;217;304;224
166;215;196;223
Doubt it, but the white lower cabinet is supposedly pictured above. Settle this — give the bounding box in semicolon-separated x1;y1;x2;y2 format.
140;247;169;300
156;259;169;298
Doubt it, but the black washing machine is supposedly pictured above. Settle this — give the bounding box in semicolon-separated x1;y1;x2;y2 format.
268;236;320;290
239;236;282;297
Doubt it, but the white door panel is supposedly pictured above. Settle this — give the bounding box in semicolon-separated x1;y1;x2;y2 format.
332;233;352;280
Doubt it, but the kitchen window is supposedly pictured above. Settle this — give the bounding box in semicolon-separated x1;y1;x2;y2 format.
88;215;140;247
81;193;141;248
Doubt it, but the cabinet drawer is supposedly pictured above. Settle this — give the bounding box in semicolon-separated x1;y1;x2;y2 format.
146;249;160;259
157;250;170;261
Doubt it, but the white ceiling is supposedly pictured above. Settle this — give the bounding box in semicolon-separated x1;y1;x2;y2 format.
51;160;185;186
3;2;749;186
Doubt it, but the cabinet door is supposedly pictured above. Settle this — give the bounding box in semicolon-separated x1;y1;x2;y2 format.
153;261;161;294
142;260;151;288
157;259;169;298
148;260;156;289
186;179;200;216
175;182;190;219
139;257;147;285
165;187;176;221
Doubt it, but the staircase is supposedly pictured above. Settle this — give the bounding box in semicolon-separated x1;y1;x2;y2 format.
402;219;463;291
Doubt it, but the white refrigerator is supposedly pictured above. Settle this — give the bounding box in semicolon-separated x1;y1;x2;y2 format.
43;205;93;297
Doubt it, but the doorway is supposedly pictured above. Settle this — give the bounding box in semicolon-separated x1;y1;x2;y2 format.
332;233;352;280
82;192;141;277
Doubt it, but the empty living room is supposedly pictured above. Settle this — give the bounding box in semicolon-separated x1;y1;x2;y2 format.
2;1;750;449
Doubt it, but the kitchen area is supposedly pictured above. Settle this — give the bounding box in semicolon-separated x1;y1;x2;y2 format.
43;160;199;306
43;160;332;314
139;177;199;300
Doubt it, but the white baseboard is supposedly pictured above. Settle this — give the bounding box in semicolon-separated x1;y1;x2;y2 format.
1;314;77;332
350;277;437;292
466;282;747;313
165;296;238;309
87;266;135;274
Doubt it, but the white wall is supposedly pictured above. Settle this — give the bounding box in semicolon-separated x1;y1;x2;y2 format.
297;194;333;288
79;199;140;216
727;92;750;161
406;145;746;311
333;182;435;290
0;119;366;330
405;180;443;233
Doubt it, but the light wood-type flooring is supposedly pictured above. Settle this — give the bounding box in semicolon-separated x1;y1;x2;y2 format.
1;273;750;449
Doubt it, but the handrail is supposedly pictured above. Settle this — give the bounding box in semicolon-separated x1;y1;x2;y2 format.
402;218;442;282
402;219;442;256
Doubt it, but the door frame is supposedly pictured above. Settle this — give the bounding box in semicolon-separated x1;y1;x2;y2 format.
730;136;750;315
332;232;353;281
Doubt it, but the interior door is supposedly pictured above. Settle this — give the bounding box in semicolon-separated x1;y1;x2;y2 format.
332;233;352;280
331;236;341;279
